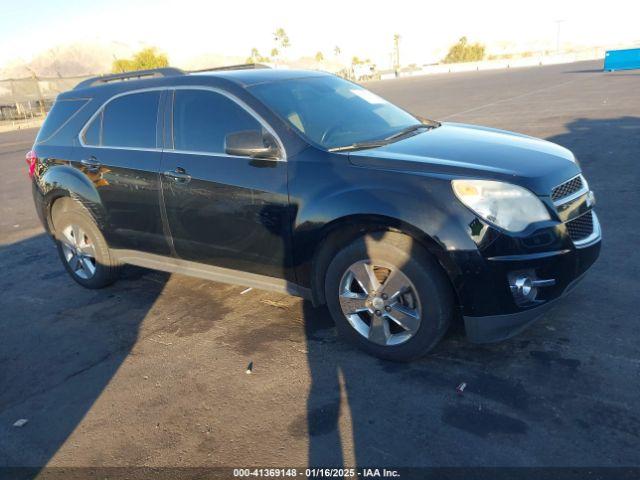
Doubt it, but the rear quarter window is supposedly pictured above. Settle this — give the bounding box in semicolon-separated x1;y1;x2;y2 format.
35;98;89;144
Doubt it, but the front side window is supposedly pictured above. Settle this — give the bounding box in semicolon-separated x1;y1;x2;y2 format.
249;75;421;149
172;89;262;154
83;91;160;148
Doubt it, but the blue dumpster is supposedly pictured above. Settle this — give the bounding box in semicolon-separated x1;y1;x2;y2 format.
604;48;640;71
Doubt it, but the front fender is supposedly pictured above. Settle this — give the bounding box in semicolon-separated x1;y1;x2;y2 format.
291;162;481;293
296;175;477;253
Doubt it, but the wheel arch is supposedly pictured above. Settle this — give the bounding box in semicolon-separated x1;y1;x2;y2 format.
38;164;108;236
308;213;459;308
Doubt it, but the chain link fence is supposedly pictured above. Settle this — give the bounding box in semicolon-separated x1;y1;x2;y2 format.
0;75;91;127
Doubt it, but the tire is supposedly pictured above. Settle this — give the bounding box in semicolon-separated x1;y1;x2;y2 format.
51;201;120;289
324;231;453;361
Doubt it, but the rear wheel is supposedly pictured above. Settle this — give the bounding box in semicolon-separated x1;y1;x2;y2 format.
324;232;453;361
52;201;120;288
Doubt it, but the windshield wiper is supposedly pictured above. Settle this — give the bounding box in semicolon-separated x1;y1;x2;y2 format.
384;123;436;141
328;121;440;153
328;140;389;152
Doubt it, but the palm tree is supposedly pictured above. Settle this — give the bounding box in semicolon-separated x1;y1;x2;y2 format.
270;48;280;67
247;48;265;64
273;28;290;49
393;34;401;72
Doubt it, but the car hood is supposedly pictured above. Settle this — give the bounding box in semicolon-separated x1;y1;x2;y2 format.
347;122;581;195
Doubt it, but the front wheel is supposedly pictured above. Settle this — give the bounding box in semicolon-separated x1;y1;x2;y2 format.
324;232;453;361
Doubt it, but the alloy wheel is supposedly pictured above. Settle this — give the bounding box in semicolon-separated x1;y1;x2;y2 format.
60;224;97;280
338;260;422;346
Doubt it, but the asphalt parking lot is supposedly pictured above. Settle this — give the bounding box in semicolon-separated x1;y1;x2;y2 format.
0;60;639;471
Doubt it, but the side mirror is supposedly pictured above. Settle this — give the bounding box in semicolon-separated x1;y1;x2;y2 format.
225;130;281;160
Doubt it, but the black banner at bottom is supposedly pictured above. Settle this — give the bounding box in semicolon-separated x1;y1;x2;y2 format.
1;467;639;480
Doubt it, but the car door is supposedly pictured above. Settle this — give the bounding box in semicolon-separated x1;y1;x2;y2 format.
77;89;169;255
160;87;294;280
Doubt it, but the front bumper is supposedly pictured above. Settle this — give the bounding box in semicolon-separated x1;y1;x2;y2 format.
449;217;601;343
464;269;590;343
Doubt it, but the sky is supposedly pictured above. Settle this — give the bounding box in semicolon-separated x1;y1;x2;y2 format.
1;0;639;69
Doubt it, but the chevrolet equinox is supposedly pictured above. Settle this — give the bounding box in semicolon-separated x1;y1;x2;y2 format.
28;66;601;360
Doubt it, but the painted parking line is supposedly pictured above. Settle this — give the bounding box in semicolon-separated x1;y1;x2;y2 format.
442;79;579;119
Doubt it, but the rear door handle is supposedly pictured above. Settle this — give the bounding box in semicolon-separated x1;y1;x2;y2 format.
80;157;101;170
163;167;191;183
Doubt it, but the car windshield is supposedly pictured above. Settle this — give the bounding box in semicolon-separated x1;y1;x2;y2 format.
249;75;423;150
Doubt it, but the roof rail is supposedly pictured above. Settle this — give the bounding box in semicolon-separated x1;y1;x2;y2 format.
74;67;185;90
189;63;271;73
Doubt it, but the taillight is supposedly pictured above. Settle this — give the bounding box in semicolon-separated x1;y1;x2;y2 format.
25;150;37;178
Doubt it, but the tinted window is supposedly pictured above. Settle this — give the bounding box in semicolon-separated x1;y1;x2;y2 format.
83;111;101;146
101;91;160;148
173;90;261;154
249;76;419;149
36;99;88;144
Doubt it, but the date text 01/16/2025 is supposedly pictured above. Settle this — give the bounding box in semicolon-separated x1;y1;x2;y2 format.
233;468;400;478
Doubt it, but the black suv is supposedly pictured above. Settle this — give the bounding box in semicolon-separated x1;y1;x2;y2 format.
29;66;601;360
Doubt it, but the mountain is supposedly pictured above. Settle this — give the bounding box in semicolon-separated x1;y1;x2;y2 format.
1;42;139;79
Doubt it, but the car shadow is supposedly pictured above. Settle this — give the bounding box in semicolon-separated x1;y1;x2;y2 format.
289;153;469;467
300;233;469;468
0;233;169;476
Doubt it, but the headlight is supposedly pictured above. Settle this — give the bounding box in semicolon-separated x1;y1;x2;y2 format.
452;179;551;232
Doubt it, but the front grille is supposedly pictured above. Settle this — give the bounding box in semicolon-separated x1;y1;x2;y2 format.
566;211;594;242
552;175;584;202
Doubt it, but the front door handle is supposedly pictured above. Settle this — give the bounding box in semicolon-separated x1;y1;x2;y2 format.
80;157;101;171
163;167;191;183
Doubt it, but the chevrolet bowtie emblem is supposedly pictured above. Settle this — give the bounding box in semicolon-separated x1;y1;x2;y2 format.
585;190;596;208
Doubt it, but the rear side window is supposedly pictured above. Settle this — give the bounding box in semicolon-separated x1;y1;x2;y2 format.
172;90;261;154
83;111;101;145
83;91;160;148
36;99;88;144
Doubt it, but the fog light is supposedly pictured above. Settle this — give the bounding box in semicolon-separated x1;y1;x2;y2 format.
510;274;536;304
513;275;533;297
508;272;556;306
